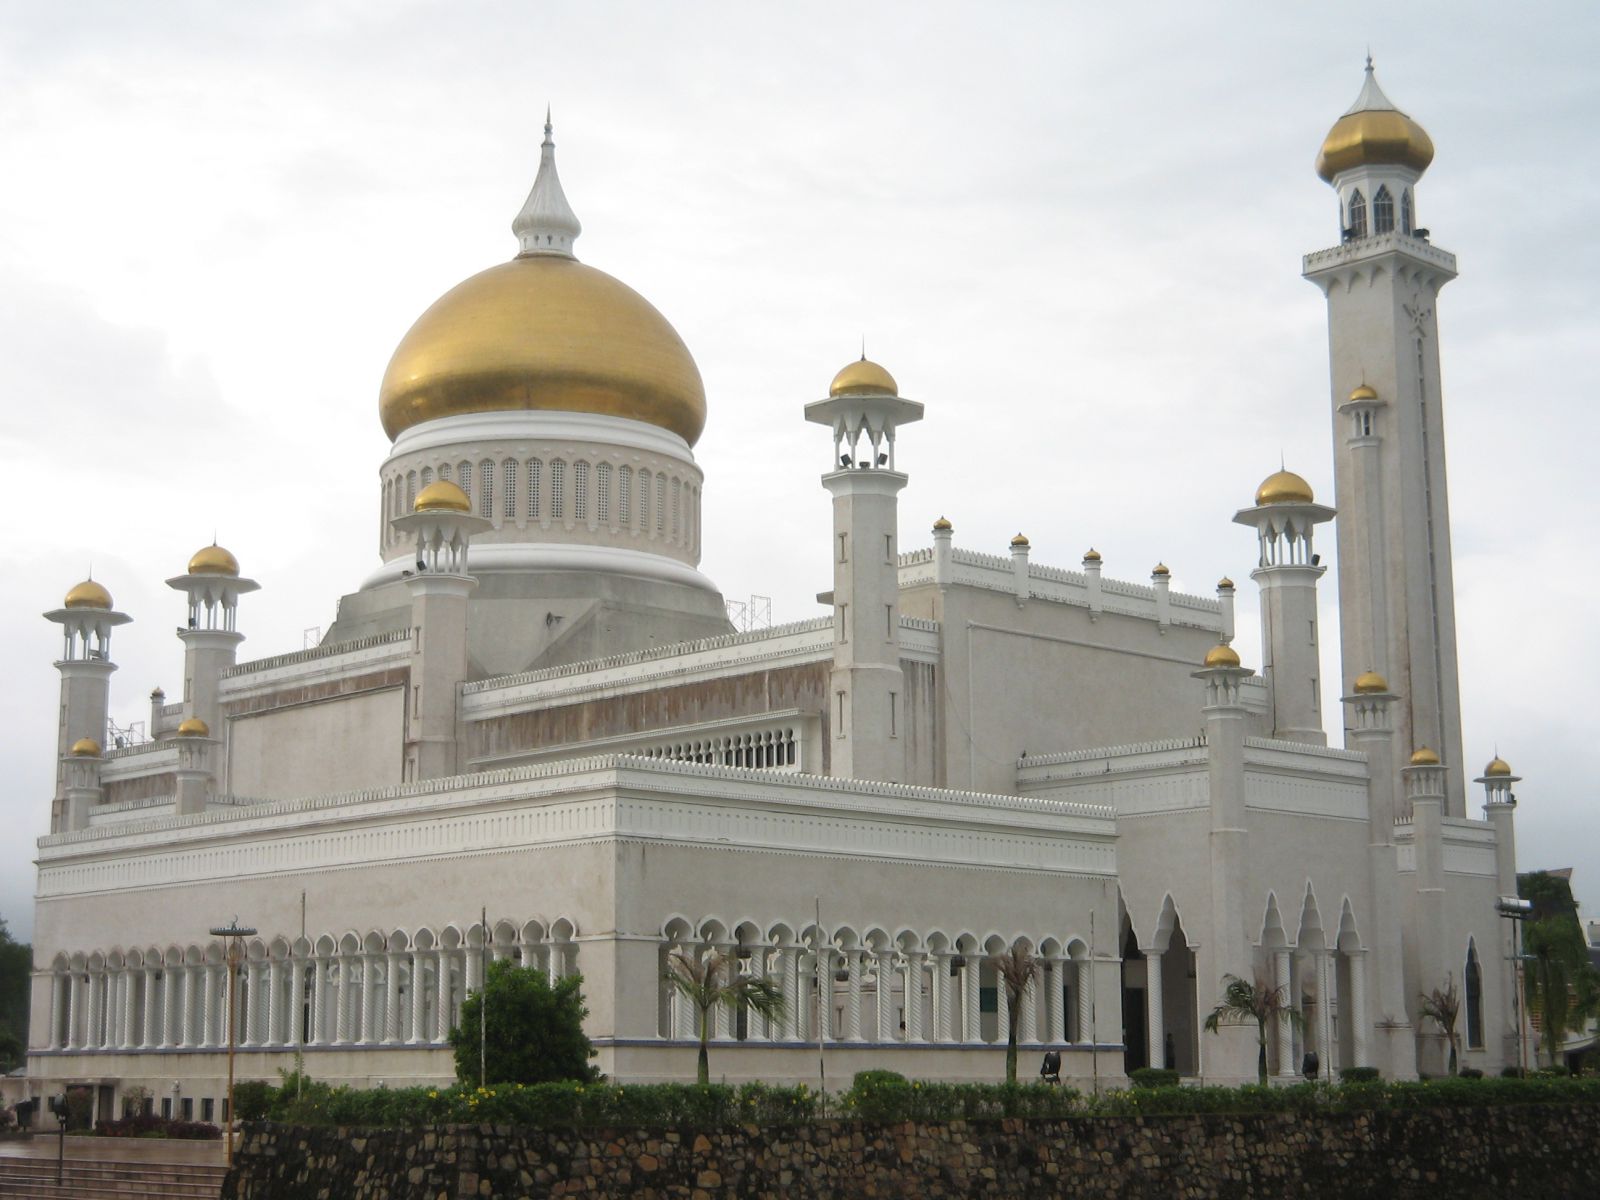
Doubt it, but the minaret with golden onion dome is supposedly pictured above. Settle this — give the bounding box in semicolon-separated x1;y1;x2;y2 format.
392;480;493;779
43;576;132;832
352;114;730;675
806;354;924;783
1305;59;1467;815
166;542;259;748
1233;468;1335;745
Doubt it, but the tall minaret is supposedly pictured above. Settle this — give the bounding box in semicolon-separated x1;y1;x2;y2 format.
805;356;923;783
43;579;131;833
1304;60;1467;813
167;543;259;747
393;479;491;780
1233;468;1336;744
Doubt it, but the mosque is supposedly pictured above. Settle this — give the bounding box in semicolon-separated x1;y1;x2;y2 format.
25;64;1528;1122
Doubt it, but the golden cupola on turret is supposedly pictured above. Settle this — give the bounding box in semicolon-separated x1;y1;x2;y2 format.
378;114;706;445
1316;58;1434;183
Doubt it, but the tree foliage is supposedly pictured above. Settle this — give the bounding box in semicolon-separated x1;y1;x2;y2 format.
1518;872;1600;1067
989;943;1039;1085
0;916;30;1072
446;959;597;1086
1418;978;1462;1075
1203;973;1302;1085
664;949;784;1085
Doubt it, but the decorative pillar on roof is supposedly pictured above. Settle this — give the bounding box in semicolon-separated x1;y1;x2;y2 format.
43;578;131;833
1234;469;1335;745
1403;746;1448;1075
393;480;491;780
806;355;923;784
167;543;259;762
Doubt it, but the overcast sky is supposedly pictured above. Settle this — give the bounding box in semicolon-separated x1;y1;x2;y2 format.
2;2;1596;942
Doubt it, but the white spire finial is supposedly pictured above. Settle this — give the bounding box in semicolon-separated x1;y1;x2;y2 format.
1345;52;1398;116
512;108;582;258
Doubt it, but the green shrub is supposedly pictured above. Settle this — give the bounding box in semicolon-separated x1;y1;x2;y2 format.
1338;1067;1380;1083
1458;1067;1484;1079
231;1081;275;1122
1129;1067;1180;1088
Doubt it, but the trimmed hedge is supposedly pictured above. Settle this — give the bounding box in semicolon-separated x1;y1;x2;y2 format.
247;1073;1600;1130
1130;1068;1181;1088
94;1113;221;1140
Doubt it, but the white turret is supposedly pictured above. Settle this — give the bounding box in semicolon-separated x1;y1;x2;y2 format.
1306;61;1466;812
44;577;131;832
1233;468;1335;745
167;542;259;746
806;355;923;783
512;109;582;258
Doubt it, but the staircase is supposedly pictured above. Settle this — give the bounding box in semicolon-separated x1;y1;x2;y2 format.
0;1157;227;1199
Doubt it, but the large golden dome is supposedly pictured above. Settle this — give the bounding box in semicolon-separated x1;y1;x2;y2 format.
378;255;706;444
1255;469;1315;506
1316;64;1434;183
64;579;113;610
188;543;240;576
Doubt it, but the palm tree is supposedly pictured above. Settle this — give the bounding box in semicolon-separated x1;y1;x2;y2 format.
1203;973;1302;1085
1418;978;1461;1075
989;943;1039;1084
664;947;784;1085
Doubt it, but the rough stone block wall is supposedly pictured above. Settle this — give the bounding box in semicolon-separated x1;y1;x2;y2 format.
223;1105;1600;1199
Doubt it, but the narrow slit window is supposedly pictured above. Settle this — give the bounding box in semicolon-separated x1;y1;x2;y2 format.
1347;189;1368;238
1401;188;1414;235
550;459;566;519
619;466;633;526
574;461;590;521
1373;185;1394;234
478;460;494;517
528;460;543;520
503;460;518;519
596;463;612;523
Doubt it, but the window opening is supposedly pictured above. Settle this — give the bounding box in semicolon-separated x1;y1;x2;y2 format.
1373;185;1394;234
596;463;612;523
550;459;566;519
503;460;518;519
619;466;633;526
478;460;494;517
575;461;590;521
1347;189;1368;238
528;460;543;520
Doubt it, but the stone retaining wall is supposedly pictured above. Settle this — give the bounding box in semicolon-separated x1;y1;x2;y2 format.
223;1105;1600;1199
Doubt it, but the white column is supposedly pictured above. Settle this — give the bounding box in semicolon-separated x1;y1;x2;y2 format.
711;946;732;1041
286;958;304;1048
120;968;137;1049
408;952;427;1044
1021;962;1040;1045
779;947;800;1041
1145;951;1165;1069
875;952;896;1042
813;947;832;1042
1049;958;1067;1043
333;955;352;1044
465;943;482;995
384;952;403;1045
361;953;378;1043
1349;951;1370;1069
929;955;949;1043
1275;950;1295;1079
147;968;163;1048
265;960;283;1046
177;967;194;1048
84;970;103;1049
201;965;220;1048
1076;960;1094;1045
903;952;925;1043
311;957;329;1046
1316;952;1335;1073
845;951;864;1042
963;958;981;1043
434;949;452;1041
242;962;261;1047
996;971;1010;1047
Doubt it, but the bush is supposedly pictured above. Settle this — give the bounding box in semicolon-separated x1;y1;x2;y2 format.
232;1081;275;1121
1129;1068;1180;1088
1338;1067;1380;1083
95;1114;221;1140
1459;1067;1484;1079
449;960;597;1086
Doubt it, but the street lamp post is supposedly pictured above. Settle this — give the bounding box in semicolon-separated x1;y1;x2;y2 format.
1495;896;1533;1076
209;919;257;1167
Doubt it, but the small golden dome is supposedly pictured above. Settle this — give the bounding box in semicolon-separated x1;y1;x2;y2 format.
1217;576;1234;589
1083;548;1101;562
188;544;240;577
380;256;707;445
1317;108;1434;183
1409;746;1440;766
414;480;472;513
1152;563;1170;576
829;357;898;398
1010;532;1030;548
932;516;952;532
64;579;113;610
1255;469;1315;506
1353;669;1389;694
1484;756;1513;778
69;737;101;757
1349;383;1379;402
177;717;210;737
1203;643;1241;668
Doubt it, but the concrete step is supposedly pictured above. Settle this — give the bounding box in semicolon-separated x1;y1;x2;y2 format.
0;1158;225;1199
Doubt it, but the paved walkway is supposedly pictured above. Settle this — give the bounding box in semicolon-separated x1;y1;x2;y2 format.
0;1134;230;1165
